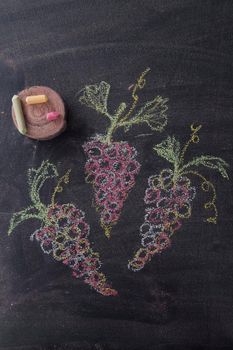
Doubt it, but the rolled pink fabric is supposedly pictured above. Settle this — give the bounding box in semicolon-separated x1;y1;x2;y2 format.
47;111;60;121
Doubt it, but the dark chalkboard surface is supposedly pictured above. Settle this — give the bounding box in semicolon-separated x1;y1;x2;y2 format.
0;1;233;349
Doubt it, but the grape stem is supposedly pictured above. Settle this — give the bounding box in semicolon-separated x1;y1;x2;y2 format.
172;123;203;182
51;169;71;207
103;68;151;144
104;107;153;144
104;104;125;144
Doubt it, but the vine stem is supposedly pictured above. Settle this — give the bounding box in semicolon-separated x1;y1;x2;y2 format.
103;111;114;122
171;123;202;183
103;68;150;144
51;169;71;207
104;117;120;145
120;67;151;123
103;103;126;144
104;116;148;144
179;124;202;167
172;162;180;183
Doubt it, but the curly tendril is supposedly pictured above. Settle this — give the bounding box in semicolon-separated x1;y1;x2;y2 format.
182;170;217;224
51;169;71;208
120;67;151;122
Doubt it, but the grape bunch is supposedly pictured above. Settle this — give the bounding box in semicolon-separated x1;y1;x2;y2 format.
83;139;141;237
129;128;229;272
8;161;117;297
128;169;196;271
31;203;118;296
79;70;168;237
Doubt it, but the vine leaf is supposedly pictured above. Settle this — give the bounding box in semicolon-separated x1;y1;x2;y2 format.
182;156;229;179
79;81;110;114
130;96;168;132
8;206;41;235
28;160;58;208
154;136;181;164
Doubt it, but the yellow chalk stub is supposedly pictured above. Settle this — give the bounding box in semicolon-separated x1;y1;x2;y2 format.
12;95;27;135
26;94;48;105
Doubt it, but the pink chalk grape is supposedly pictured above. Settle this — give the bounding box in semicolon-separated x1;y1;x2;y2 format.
83;139;141;236
128;169;196;271
31;203;118;296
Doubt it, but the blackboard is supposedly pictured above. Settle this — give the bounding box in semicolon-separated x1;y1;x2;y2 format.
0;1;233;349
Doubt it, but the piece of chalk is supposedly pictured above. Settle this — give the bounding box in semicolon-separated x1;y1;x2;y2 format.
26;94;48;105
12;86;66;140
47;111;60;121
12;95;27;135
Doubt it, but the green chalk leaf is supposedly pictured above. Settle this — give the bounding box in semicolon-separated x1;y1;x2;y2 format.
130;96;168;132
8;206;42;235
182;156;230;179
154;136;181;164
28;168;38;186
28;160;58;208
79;81;110;115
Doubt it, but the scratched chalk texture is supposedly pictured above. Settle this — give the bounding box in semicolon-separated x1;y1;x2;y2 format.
0;1;233;349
